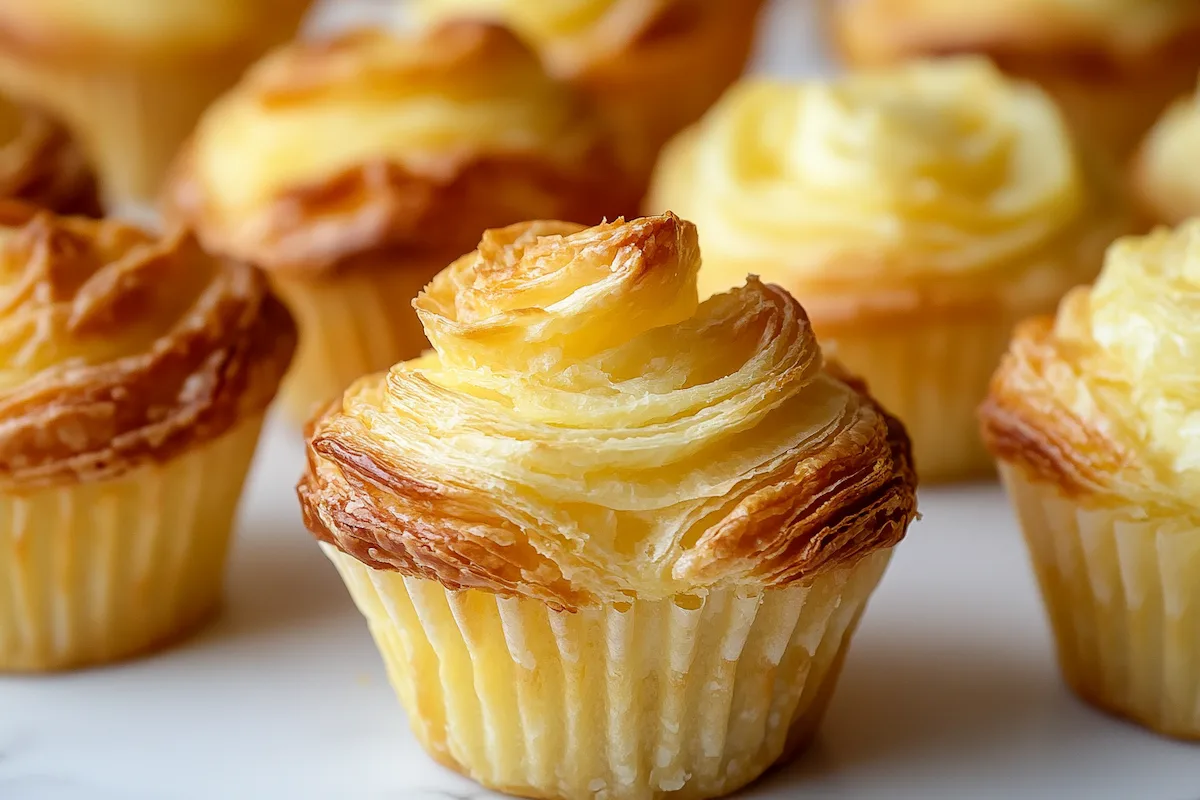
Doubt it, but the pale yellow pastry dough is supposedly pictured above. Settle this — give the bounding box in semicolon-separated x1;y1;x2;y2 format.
299;213;916;799
982;221;1200;740
1134;82;1200;226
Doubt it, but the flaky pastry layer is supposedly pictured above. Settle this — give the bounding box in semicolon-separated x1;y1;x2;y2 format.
982;221;1200;511
1134;83;1200;226
0;97;98;216
648;59;1127;319
0;0;313;61
0;201;295;490
299;214;916;609
166;23;636;274
829;0;1200;63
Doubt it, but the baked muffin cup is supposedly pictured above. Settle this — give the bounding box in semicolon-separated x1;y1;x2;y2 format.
0;415;264;672
999;464;1200;739
821;312;1016;481
272;265;433;425
325;544;892;800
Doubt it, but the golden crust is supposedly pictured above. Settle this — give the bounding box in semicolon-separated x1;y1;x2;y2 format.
981;223;1200;511
413;0;766;173
0;97;98;216
827;0;1200;64
0;0;314;62
0;200;295;490
165;23;638;275
298;214;917;608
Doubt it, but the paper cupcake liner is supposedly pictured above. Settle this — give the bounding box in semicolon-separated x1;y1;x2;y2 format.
1000;464;1200;739
325;544;892;800
272;265;437;425
820;314;1013;482
0;416;264;672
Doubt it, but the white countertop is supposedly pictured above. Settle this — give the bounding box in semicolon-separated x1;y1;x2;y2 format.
2;2;1198;798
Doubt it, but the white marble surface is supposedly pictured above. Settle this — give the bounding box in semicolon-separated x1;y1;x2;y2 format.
3;1;1200;798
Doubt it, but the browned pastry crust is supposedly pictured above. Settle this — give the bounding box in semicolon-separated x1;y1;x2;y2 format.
298;214;917;610
165;23;640;276
0;100;99;216
0;201;295;490
979;315;1128;499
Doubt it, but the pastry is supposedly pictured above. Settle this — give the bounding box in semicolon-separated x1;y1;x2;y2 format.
412;0;766;179
298;213;918;800
824;0;1200;159
1133;81;1200;226
981;221;1200;739
0;201;295;671
0;0;313;206
647;58;1134;481
166;22;638;425
0;95;99;215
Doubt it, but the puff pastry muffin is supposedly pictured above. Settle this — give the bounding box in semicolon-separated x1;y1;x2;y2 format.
0;0;313;207
824;0;1200;160
1133;81;1200;227
299;214;917;800
647;58;1134;481
166;23;637;425
0;95;99;216
0;201;295;671
412;0;766;180
982;221;1200;739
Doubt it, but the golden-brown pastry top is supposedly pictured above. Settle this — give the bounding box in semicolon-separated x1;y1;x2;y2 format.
830;0;1200;64
0;201;295;490
166;22;637;274
0;97;99;216
299;214;917;609
1133;82;1200;227
413;0;766;173
0;0;312;61
982;221;1200;510
647;59;1129;320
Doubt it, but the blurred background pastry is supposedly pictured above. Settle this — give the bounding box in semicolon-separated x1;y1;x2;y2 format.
0;95;99;215
167;22;638;426
0;202;295;671
412;0;767;187
647;58;1134;482
981;221;1200;740
824;0;1200;160
1133;81;1200;226
298;213;917;800
0;0;314;208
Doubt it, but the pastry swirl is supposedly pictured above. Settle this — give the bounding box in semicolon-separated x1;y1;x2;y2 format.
0;97;98;216
1134;83;1200;226
167;22;634;274
0;201;295;489
982;221;1200;508
300;214;916;609
649;59;1100;309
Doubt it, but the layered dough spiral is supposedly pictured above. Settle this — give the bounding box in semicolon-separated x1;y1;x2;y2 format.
0;97;97;215
0;201;295;489
300;214;916;609
169;22;633;273
982;221;1200;509
831;0;1200;61
649;59;1101;309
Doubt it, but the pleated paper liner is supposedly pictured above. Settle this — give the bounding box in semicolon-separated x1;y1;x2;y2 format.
326;544;893;800
0;415;264;672
819;313;1015;482
1000;464;1200;739
271;263;436;425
